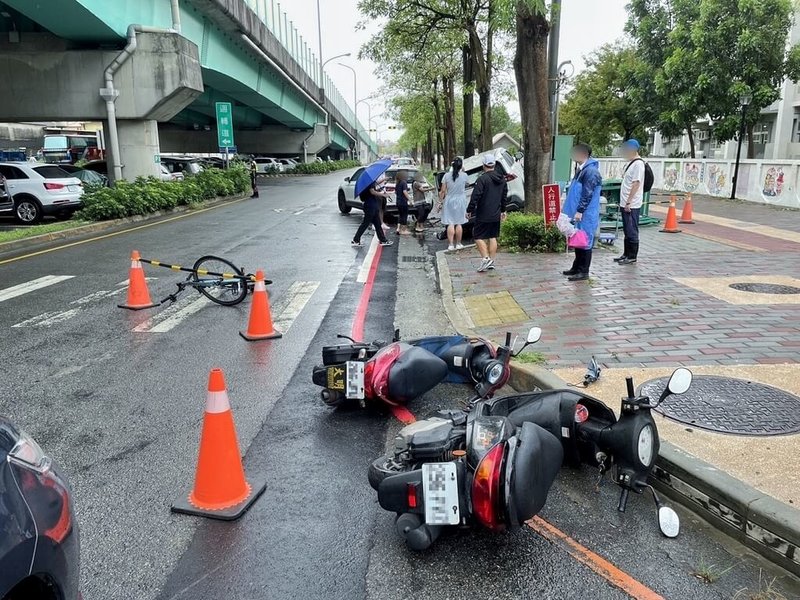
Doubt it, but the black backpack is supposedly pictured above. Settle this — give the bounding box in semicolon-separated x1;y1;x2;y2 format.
624;158;654;193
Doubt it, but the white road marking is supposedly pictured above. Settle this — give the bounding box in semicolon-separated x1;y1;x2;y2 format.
133;296;212;333
272;281;320;333
10;286;125;328
0;275;75;303
12;308;81;328
70;289;123;305
357;236;380;283
116;277;157;286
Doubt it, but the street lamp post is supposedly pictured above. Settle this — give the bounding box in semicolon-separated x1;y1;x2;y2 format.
336;62;358;158
730;92;752;200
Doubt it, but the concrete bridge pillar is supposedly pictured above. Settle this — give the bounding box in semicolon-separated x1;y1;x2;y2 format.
110;120;162;183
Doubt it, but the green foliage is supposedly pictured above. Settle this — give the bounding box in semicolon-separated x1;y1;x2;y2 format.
499;213;565;253
691;0;798;143
290;160;360;175
559;45;649;154
626;0;799;154
75;166;250;222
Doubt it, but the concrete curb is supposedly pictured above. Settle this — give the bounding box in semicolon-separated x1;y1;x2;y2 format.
508;361;800;578
0;192;249;257
434;248;800;577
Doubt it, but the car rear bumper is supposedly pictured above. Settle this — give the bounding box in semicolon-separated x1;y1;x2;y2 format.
42;199;83;215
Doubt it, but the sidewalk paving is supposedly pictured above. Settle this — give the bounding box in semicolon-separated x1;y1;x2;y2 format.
436;194;800;574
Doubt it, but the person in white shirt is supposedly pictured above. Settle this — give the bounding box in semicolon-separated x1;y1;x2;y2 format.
616;139;645;265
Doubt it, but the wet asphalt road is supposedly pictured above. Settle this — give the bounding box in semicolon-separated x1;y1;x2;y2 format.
0;172;798;600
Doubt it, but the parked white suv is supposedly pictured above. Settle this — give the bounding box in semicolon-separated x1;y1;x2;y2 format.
0;162;83;224
253;157;284;173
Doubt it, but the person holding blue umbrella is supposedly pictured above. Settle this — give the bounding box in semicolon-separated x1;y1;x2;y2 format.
352;159;394;247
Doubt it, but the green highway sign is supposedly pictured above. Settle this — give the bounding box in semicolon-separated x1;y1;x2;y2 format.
215;102;235;149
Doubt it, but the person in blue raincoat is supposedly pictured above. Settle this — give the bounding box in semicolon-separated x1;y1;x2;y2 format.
562;143;603;281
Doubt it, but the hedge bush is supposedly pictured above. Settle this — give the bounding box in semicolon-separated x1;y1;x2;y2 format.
75;165;250;222
499;212;565;253
289;159;360;175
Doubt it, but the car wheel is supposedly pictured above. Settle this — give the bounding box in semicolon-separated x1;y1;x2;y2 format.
14;196;42;224
338;191;352;214
508;197;523;212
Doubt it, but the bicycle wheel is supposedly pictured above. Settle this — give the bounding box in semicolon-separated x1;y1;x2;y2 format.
192;255;248;306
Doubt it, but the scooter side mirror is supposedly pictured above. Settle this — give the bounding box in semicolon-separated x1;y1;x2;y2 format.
527;327;542;344
657;368;692;405
658;506;681;538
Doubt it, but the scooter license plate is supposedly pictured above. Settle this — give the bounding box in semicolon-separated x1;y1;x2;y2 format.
422;462;460;525
345;361;365;400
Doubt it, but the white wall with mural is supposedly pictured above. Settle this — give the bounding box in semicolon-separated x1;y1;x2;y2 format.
598;158;799;208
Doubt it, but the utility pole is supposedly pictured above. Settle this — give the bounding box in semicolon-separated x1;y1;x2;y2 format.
547;0;562;182
316;0;324;97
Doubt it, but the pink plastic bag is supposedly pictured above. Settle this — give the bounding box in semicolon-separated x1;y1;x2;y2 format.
567;229;590;250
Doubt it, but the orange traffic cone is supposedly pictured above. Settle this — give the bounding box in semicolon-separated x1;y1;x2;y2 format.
240;270;282;341
118;250;158;310
660;196;682;233
679;194;695;224
171;368;266;520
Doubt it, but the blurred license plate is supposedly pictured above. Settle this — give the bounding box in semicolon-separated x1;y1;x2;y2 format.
422;463;460;525
345;361;364;400
68;185;80;192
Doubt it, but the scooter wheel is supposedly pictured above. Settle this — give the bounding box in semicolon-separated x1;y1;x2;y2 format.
368;455;404;490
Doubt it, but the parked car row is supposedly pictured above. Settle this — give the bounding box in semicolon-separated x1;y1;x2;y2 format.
0;163;84;224
252;157;300;173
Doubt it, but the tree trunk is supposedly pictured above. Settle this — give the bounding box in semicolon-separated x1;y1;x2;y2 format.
686;126;696;159
514;5;551;214
443;76;457;165
427;128;434;170
463;45;475;157
746;123;755;159
432;81;444;171
468;23;492;152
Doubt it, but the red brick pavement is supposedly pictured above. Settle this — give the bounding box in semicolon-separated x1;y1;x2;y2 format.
443;220;800;368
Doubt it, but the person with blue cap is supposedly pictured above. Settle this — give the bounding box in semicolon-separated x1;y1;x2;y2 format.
562;143;602;281
616;139;644;264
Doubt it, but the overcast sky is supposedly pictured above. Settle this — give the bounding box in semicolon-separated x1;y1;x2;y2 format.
278;0;630;139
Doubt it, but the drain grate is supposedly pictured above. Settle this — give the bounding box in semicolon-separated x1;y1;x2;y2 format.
638;375;800;436
729;282;800;295
402;256;428;263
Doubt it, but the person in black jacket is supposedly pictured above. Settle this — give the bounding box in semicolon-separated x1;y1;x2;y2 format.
467;154;508;272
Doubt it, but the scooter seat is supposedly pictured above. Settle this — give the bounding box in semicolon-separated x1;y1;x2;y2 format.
507;422;563;525
387;346;449;403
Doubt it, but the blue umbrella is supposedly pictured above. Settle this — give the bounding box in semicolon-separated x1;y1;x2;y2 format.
354;159;393;197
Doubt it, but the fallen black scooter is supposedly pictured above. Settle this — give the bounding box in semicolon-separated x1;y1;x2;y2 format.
370;368;692;550
311;328;542;409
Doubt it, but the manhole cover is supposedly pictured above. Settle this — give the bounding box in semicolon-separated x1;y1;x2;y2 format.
638;375;800;436
729;282;800;294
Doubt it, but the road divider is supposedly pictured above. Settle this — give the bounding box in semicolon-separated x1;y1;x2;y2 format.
171;368;266;520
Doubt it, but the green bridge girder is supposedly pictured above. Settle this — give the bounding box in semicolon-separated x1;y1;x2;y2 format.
1;0;359;151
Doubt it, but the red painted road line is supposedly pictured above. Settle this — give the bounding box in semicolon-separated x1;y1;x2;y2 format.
527;516;665;600
350;243;417;425
351;244;383;343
